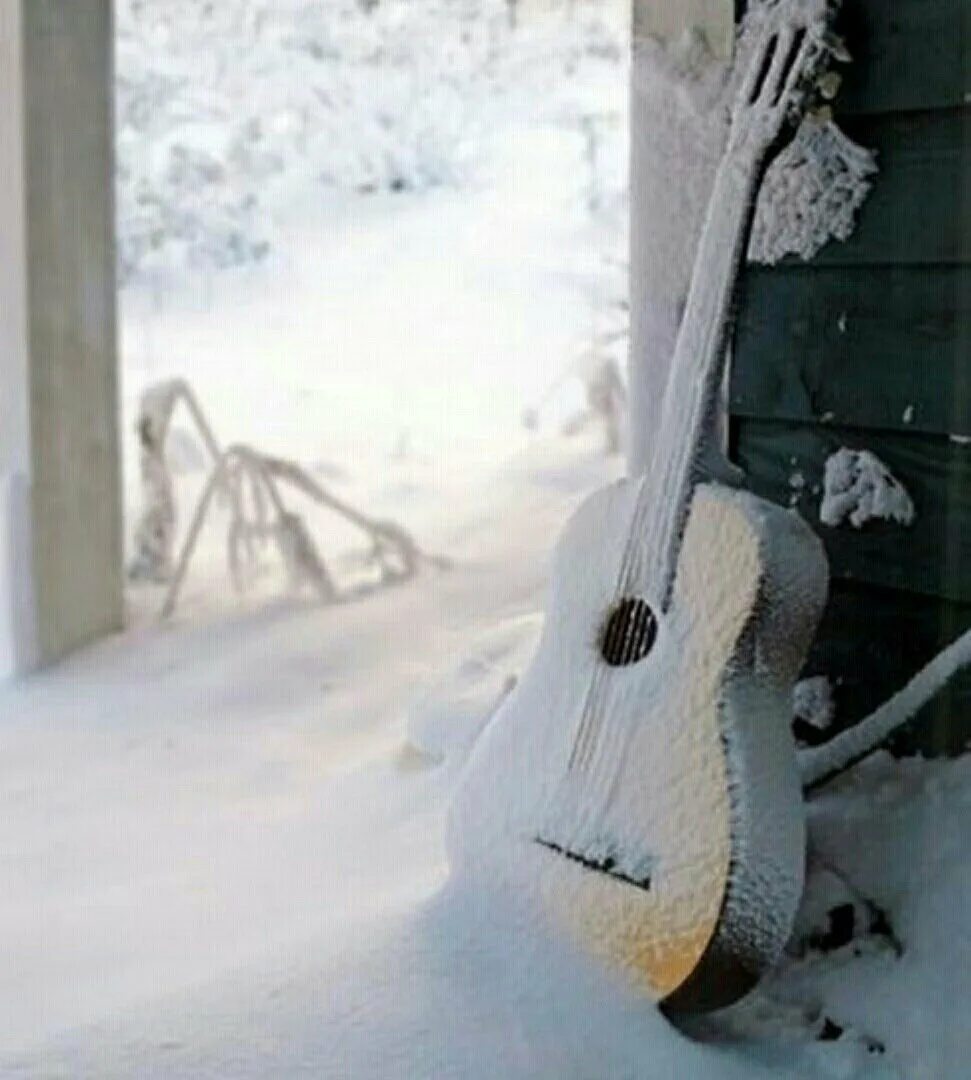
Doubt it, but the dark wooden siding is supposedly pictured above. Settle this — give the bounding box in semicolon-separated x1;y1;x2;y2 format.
730;0;971;753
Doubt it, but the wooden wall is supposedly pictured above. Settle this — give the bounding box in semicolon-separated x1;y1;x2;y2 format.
730;0;971;753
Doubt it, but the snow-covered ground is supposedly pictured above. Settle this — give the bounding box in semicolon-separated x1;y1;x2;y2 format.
2;2;969;1076
4;428;970;1078
0;434;625;1077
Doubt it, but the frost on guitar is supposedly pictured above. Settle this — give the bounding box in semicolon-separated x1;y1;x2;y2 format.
449;0;839;1014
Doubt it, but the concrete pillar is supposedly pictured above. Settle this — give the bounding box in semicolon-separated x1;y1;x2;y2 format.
0;1;122;679
628;0;734;475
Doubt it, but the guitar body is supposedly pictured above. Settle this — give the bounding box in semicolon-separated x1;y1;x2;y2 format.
448;480;828;1012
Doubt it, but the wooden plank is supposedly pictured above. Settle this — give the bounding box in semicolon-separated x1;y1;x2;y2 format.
804;581;971;757
771;109;971;269
730;266;971;436
731;419;971;603
834;0;971;116
731;0;971;761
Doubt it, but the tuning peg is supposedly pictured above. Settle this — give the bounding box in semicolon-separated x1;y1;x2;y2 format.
817;71;842;100
823;33;852;63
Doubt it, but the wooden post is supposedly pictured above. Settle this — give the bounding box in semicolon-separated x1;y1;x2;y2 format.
0;1;122;679
632;0;733;56
628;0;734;475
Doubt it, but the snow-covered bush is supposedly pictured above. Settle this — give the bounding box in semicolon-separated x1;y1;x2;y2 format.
115;0;628;285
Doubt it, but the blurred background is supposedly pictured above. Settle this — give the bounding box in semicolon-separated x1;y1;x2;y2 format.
117;0;631;615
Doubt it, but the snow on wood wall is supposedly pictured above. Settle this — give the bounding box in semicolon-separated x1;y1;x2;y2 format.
730;0;971;754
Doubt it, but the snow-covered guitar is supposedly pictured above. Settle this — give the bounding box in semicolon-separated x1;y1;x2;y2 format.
449;1;833;1013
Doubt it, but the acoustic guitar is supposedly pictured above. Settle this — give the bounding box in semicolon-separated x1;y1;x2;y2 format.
449;0;834;1014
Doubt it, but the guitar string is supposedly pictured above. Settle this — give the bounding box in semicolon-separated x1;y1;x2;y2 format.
580;161;771;826
562;22;820;808
567;83;756;781
566;474;649;772
571;183;746;784
567;214;729;780
551;16;824;852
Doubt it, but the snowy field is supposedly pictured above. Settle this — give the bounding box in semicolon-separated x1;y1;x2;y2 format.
2;1;970;1077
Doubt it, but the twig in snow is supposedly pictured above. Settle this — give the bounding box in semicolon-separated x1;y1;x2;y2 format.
161;444;445;618
129;378;241;583
257;454;448;580
162;444;337;617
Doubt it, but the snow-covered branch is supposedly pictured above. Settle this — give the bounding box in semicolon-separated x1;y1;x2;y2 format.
801;629;971;791
161;442;444;619
129;378;239;584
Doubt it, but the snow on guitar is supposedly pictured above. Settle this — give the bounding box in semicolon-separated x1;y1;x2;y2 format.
449;0;836;1014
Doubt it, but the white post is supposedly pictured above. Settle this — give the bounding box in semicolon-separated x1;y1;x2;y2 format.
0;0;37;678
0;1;122;680
628;0;735;475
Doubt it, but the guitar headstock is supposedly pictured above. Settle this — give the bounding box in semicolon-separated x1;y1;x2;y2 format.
727;0;836;160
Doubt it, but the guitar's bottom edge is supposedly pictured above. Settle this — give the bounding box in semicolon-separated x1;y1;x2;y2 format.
659;944;761;1016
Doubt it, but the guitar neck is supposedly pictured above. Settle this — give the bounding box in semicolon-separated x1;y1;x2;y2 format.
662;158;760;450
624;0;833;608
634;153;763;607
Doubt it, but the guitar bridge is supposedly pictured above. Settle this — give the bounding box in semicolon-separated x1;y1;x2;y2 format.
534;836;652;892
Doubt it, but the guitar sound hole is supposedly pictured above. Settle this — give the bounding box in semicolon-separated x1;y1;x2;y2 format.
600;597;658;667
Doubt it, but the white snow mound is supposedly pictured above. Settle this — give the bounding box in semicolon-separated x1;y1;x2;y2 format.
820;448;915;529
794;675;835;732
406;613;544;766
